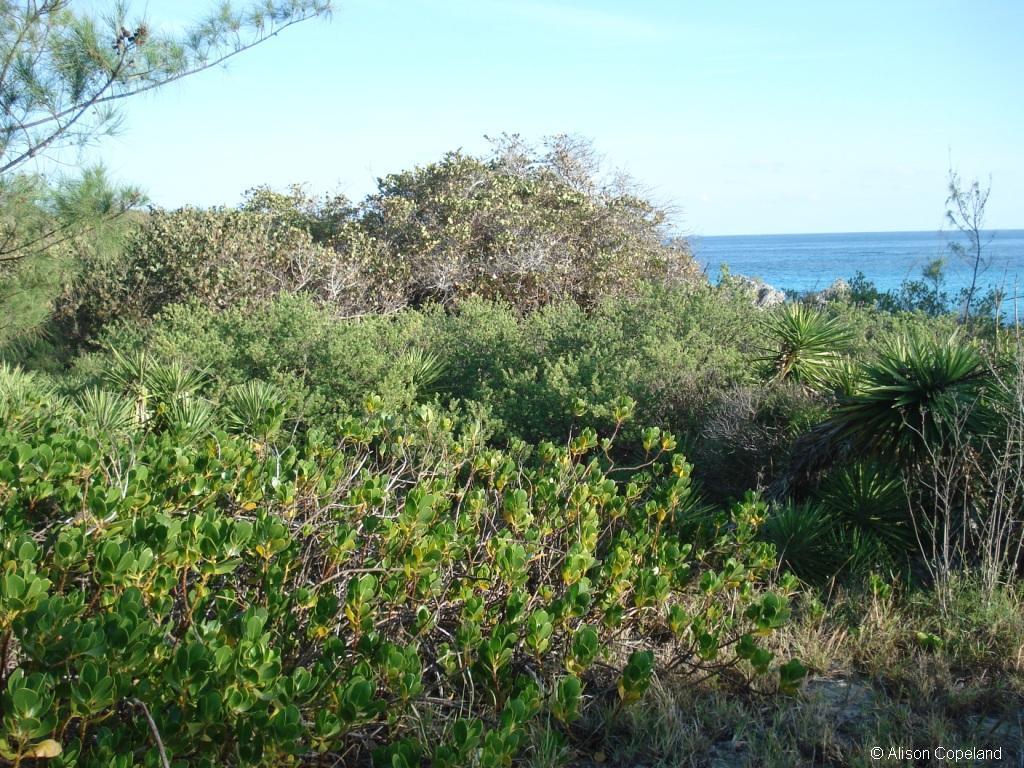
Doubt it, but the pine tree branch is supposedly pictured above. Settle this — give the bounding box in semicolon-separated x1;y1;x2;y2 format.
12;10;324;135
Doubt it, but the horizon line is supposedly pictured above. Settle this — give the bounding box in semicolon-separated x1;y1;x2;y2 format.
689;227;1024;239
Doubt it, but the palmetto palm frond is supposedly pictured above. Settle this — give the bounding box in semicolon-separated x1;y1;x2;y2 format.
103;347;149;396
164;397;215;442
145;360;210;403
401;348;447;395
818;462;914;557
0;362;61;434
759;501;838;583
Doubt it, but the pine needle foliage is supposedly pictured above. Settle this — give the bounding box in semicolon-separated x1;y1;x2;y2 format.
0;0;331;177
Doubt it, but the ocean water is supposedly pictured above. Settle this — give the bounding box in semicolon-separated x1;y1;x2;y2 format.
691;230;1024;301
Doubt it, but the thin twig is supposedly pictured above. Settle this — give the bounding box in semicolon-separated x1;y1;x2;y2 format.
128;698;171;768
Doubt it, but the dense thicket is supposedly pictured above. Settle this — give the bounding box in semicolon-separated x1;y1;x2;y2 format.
0;363;802;767
53;137;701;348
1;140;1022;766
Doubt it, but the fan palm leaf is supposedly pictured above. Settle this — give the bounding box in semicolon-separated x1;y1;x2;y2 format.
759;501;838;583
164;397;215;442
402;348;447;395
818;462;915;563
144;359;210;403
73;387;137;436
0;362;61;434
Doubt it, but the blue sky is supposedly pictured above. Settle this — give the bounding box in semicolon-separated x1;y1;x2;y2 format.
78;0;1023;235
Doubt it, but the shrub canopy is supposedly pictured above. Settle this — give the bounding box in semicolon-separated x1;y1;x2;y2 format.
0;364;800;767
56;137;702;343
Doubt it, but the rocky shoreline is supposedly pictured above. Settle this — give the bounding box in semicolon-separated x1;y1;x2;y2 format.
729;274;851;309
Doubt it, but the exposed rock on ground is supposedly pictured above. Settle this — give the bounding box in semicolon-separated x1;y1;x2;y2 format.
731;275;787;309
813;278;851;305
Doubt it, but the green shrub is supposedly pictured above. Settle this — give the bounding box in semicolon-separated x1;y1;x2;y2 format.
418;285;760;455
77;282;760;447
54;205;349;344
51;138;705;351
356;134;702;310
0;369;801;766
77;293;434;424
71;285;997;512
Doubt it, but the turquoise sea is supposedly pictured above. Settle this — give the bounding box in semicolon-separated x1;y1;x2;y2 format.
691;230;1024;302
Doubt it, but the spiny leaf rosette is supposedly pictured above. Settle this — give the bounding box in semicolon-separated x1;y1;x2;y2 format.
822;333;989;466
758;303;853;390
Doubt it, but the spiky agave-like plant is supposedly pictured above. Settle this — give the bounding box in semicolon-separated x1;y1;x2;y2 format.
821;356;867;399
758;303;853;390
223;380;287;441
823;333;989;467
818;462;915;574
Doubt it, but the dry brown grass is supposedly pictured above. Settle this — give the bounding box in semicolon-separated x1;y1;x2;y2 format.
544;580;1024;767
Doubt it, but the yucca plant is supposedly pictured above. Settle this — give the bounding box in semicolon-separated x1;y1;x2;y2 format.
0;361;50;404
818;462;914;573
73;387;137;437
759;501;838;583
223;380;287;441
164;397;215;442
822;333;989;467
0;361;36;394
401;348;447;396
759;303;853;389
